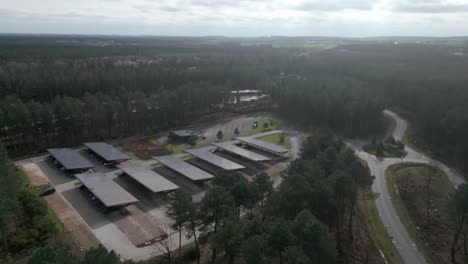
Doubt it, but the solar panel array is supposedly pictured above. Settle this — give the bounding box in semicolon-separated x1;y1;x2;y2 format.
212;141;271;162
154;155;214;181
84;142;130;162
75;173;139;207
235;137;289;154
185;147;246;171
117;164;179;193
47;148;95;170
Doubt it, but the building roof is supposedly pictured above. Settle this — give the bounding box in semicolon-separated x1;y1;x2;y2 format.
84;142;130;162
173;130;196;137
75;173;139;207
235;137;289;155
185;147;245;171
117;164;179;193
212;141;271;162
153;155;214;181
47;148;95;170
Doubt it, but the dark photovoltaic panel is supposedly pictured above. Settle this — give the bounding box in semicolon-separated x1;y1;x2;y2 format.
235;137;289;155
75;173;138;207
212;141;271;162
117;164;179;193
47;148;95;170
84;142;130;162
153;155;214;181
185;147;246;171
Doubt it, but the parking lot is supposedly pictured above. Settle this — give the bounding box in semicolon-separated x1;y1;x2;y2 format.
15;114;299;261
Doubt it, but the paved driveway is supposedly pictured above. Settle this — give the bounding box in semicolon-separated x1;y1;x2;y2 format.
348;110;466;264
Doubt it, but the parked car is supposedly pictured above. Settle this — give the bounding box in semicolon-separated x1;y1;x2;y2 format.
39;186;56;197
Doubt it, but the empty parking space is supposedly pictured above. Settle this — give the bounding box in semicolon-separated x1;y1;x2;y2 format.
185;158;222;175
62;187;110;229
36;160;75;185
113;174;167;212
153;166;206;195
213;150;267;176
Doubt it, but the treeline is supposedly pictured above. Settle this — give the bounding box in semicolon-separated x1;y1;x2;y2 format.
271;74;385;136
2;40;468;166
0;143;61;261
0;85;222;156
21;129;374;264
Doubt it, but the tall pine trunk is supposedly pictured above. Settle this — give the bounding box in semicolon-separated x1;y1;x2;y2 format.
348;201;355;241
451;215;465;263
178;228;182;263
211;218;218;264
191;219;200;264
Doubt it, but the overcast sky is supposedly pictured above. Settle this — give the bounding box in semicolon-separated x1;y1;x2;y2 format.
1;0;468;37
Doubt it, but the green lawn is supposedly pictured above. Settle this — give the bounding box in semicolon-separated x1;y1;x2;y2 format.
249;118;277;135
257;133;290;148
385;164;464;264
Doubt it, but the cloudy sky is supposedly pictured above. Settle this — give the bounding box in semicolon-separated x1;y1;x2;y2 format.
1;0;468;37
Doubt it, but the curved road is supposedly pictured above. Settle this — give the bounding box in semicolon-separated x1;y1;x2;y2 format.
348;110;465;264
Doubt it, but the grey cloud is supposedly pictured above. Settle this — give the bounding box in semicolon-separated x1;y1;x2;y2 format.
295;0;375;11
160;6;182;12
395;2;468;13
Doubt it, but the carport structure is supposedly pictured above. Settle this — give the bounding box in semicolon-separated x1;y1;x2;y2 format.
117;164;179;193
185;147;245;171
153;155;214;181
84;142;130;165
47;148;94;173
211;141;271;162
235;137;289;156
75;172;139;208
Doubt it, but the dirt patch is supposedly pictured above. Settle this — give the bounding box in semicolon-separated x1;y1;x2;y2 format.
120;139;171;160
45;192;100;251
20;163;49;186
109;205;166;247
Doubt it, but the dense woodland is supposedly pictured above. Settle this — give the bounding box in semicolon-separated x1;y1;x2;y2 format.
1;35;468;263
1;36;468;168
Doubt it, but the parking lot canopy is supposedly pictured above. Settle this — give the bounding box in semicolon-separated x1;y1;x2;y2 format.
212;141;271;162
75;173;139;207
47;148;94;170
153;155;214;181
117;164;179;193
84;142;130;162
185;147;245;171
235;137;289;155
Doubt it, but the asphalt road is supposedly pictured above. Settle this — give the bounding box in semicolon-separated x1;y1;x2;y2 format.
348;110;466;264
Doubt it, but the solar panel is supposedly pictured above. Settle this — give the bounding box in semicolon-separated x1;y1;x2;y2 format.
75;173;138;207
185;147;246;171
84;142;130;162
212;141;271;162
47;148;95;170
153;155;214;181
235;137;289;155
117;164;179;193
